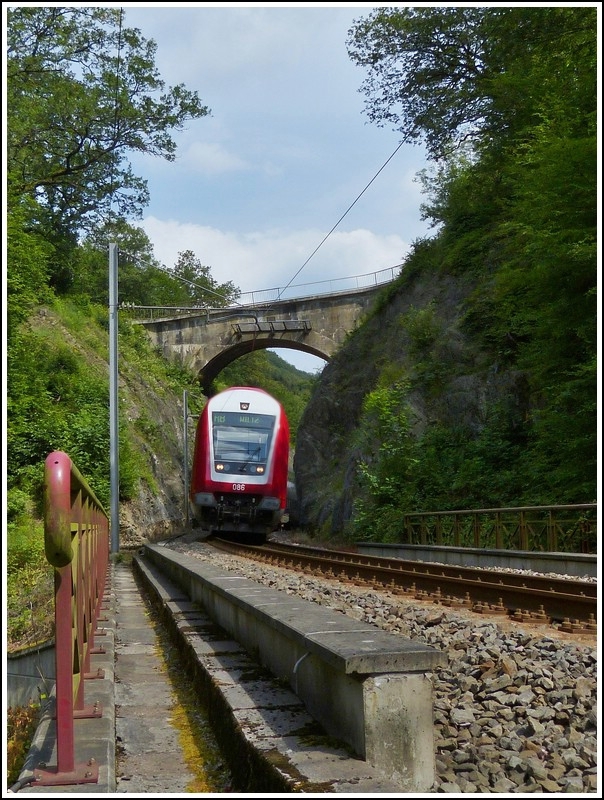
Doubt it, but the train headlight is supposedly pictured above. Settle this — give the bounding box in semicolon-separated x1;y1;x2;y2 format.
255;466;265;474
215;462;225;471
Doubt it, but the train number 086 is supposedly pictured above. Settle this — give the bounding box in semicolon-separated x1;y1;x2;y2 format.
232;483;246;491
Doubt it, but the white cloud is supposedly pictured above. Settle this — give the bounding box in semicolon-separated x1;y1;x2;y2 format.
184;141;250;174
117;5;431;372
140;216;408;296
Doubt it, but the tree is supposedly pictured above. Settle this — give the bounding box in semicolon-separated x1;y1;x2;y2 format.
6;204;54;335
6;6;210;240
74;221;164;306
346;4;597;507
171;250;240;307
346;6;597;161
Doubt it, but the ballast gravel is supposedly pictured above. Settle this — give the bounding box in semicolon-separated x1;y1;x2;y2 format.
164;538;598;794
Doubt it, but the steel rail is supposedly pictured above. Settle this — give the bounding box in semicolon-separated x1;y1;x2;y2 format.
210;539;597;633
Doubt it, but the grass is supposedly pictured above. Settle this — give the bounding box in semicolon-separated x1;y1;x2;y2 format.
7;519;55;653
6;702;42;786
5;518;54;786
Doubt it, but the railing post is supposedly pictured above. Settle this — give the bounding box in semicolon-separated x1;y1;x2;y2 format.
495;511;503;549
402;515;411;544
54;562;76;773
547;509;557;551
519;510;529;550
435;516;442;545
453;515;461;547
473;513;481;548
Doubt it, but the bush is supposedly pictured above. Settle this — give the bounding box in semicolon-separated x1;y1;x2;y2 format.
6;702;42;786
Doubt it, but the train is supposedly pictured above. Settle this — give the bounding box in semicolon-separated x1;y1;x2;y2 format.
189;386;290;541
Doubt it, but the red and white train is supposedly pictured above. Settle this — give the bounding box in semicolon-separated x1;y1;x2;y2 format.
189;386;290;540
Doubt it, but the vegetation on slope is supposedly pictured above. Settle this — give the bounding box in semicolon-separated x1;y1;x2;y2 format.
6;7;317;659
295;6;597;541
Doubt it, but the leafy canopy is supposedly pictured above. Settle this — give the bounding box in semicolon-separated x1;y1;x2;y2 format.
6;6;210;237
343;5;597;527
347;6;596;160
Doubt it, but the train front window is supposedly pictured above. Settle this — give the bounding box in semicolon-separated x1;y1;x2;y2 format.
212;412;275;470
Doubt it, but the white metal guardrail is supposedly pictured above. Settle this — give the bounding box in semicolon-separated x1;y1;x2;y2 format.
121;265;402;319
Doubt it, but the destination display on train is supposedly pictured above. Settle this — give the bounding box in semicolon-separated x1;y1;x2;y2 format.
213;411;274;428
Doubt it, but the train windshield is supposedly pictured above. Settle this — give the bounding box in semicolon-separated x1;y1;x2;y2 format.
212;411;275;463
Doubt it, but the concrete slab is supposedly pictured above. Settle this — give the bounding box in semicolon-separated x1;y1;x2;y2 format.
219;680;310;710
16;553;438;794
141;545;445;791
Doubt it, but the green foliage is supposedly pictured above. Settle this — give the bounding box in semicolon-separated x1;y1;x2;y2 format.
171;250;240;307
6;6;209;240
6;297;190;516
416;411;529;510
347;6;596;160
7;701;42;785
72;221;162;306
353;380;419;541
8;316;110;505
6;205;54;334
6;488;33;527
4;293;206;654
6;519;54;651
347;4;597;516
352;380;544;542
7;516;45;573
399;303;440;356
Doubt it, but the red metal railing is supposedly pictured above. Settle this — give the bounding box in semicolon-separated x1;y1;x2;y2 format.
34;451;110;786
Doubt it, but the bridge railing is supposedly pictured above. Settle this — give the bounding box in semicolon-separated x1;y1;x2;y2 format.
236;265;403;305
120;265;402;320
34;451;110;786
401;503;597;553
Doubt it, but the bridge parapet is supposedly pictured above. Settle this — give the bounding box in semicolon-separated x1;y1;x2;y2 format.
236;264;401;306
134;271;398;390
122;265;401;322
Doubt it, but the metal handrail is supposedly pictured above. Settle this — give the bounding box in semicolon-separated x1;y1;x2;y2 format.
120;265;402;320
35;451;110;786
401;504;597;553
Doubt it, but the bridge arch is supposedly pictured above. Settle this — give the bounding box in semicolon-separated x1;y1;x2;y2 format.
200;340;329;394
136;280;393;394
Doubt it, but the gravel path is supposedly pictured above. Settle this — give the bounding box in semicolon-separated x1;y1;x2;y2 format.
165;537;598;793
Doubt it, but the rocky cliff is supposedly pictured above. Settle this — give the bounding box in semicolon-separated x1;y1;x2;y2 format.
293;267;529;536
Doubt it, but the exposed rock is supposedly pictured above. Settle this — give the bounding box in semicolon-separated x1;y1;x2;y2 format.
293;270;531;534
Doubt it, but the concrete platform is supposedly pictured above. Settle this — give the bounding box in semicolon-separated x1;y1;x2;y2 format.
139;544;446;790
12;557;413;794
133;551;419;792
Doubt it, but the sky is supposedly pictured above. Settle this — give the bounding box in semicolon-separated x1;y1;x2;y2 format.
120;3;435;371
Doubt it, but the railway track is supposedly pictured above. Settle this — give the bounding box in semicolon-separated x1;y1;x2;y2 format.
210;538;597;635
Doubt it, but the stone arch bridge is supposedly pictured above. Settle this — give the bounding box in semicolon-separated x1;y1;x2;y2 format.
133;268;399;394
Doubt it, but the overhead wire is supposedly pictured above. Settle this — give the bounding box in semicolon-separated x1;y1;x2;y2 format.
119;133;410;314
276;137;409;301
